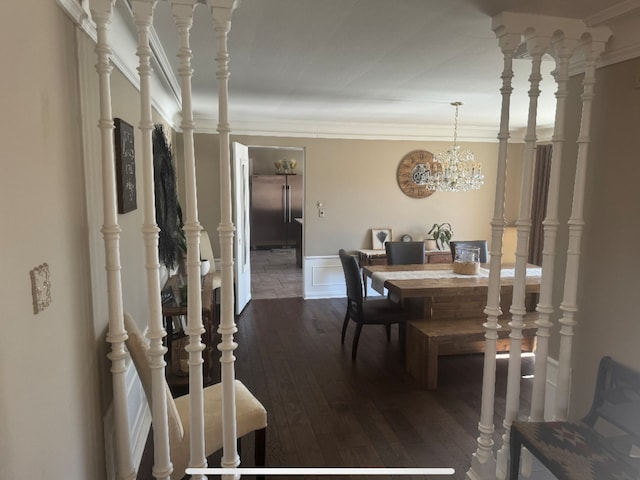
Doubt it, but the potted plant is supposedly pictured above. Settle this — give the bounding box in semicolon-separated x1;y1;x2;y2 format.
427;222;453;250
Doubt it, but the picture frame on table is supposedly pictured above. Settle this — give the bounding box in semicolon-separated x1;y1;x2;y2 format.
371;228;392;250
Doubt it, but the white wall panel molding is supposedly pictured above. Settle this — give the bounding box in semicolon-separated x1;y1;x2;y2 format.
103;360;152;480
303;256;346;299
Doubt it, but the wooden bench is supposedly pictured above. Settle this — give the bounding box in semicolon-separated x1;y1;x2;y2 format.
510;356;640;480
405;312;538;389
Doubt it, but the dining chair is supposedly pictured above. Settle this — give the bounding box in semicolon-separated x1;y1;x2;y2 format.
338;249;408;360
124;313;267;479
449;240;489;263
385;241;426;265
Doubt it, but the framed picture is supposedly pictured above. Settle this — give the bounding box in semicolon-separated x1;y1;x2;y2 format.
371;228;392;250
114;118;137;214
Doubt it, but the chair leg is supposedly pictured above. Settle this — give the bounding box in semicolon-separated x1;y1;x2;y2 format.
341;309;350;344
385;324;391;341
399;322;406;356
255;427;266;473
509;426;522;480
352;323;363;360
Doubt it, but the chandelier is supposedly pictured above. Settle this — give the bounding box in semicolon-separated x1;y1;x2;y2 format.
425;102;484;192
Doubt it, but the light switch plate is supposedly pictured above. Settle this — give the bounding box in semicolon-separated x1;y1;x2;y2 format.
30;263;51;314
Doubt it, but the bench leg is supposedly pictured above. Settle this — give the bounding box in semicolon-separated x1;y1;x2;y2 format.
509;426;522;480
426;338;438;390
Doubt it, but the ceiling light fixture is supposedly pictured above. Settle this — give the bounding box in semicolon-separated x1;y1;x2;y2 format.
428;102;484;192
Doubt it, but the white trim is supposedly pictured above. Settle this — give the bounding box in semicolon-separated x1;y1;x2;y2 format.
303;256;345;299
195;117;504;142
57;0;179;129
104;361;152;480
585;0;640;27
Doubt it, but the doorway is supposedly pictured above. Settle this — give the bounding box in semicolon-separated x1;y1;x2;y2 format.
248;146;304;299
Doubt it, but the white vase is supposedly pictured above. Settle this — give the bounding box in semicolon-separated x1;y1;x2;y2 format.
200;259;210;276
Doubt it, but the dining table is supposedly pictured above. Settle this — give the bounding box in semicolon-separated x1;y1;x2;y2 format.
362;262;542;388
363;262;542;318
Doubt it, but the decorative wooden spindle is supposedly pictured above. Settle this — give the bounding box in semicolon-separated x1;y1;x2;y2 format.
131;1;173;479
466;28;520;480
171;1;208;476
209;0;241;474
554;33;609;421
526;37;577;431
91;0;136;478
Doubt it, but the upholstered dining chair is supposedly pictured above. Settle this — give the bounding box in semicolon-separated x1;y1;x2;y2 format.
338;249;408;360
449;240;489;263
124;313;267;479
385;241;426;265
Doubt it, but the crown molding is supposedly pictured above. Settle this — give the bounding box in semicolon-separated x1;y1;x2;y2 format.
57;0;180;130
189;115;521;143
585;0;640;26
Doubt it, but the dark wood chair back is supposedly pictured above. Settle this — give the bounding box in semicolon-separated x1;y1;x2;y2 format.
450;240;489;263
385;241;426;265
338;249;407;359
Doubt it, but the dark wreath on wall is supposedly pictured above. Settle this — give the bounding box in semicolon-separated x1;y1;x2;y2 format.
114;118;137;214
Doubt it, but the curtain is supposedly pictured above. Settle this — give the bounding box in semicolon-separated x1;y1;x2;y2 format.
528;144;552;265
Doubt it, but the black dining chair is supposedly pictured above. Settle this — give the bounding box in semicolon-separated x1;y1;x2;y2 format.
385;241;426;265
450;240;489;263
338;249;408;360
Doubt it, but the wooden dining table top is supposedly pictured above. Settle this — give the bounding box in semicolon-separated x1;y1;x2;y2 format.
362;263;542;300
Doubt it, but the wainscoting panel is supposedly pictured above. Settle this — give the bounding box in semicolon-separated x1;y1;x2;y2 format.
303;255;345;299
104;356;152;480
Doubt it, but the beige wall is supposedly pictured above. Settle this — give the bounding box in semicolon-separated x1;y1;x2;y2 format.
567;57;640;417
0;4;104;479
190;133;527;258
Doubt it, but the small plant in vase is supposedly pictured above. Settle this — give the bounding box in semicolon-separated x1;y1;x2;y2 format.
427;222;453;250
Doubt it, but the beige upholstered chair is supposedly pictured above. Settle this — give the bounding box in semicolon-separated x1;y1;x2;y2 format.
124;313;267;479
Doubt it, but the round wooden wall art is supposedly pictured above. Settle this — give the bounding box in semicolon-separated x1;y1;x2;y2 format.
396;149;436;198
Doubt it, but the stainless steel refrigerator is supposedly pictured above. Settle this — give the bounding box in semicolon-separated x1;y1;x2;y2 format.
250;174;303;248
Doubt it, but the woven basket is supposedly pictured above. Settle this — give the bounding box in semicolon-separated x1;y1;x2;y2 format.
171;334;189;376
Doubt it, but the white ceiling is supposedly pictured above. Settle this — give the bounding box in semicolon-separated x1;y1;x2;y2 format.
130;0;636;140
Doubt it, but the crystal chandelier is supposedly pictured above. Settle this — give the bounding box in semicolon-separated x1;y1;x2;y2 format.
427;102;484;192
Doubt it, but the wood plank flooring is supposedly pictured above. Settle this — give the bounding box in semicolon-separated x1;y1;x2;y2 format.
139;296;548;479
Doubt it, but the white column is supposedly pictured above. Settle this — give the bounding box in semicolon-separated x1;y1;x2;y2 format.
554;32;610;421
208;1;240;476
90;1;136;478
526;37;577;430
130;1;172;479
171;1;208;476
466;30;520;480
494;32;551;480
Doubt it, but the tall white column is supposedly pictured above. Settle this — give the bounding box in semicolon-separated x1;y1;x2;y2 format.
208;1;240;477
494;31;550;480
554;33;609;421
466;29;520;480
90;1;136;478
526;37;576;429
171;1;208;477
131;1;172;479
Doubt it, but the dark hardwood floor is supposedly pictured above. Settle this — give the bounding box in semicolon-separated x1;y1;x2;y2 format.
139;296;537;479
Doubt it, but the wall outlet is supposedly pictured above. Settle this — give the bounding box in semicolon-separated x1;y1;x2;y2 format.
319;208;326;217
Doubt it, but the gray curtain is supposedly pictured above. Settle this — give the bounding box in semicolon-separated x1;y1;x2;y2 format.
528;144;553;265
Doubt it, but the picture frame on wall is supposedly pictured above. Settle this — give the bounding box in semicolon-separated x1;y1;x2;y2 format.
114;117;137;214
371;228;392;250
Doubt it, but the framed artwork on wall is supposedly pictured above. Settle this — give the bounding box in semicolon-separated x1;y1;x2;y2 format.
114;117;137;214
371;228;392;250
